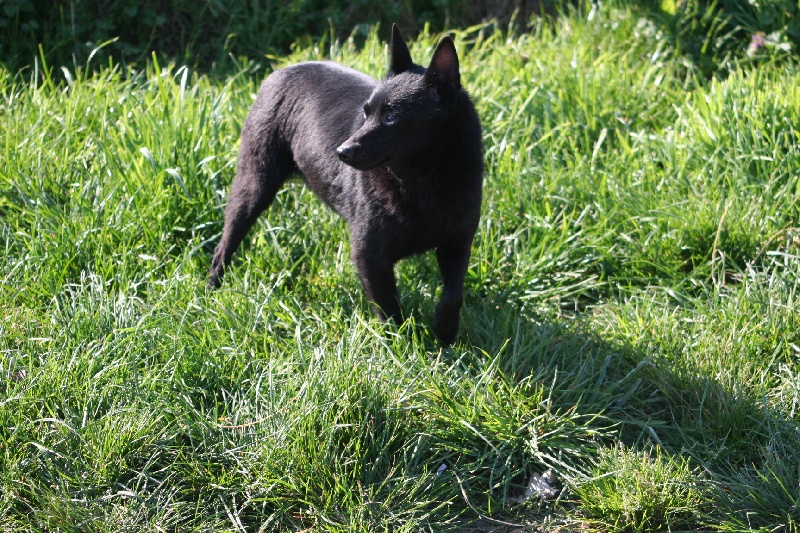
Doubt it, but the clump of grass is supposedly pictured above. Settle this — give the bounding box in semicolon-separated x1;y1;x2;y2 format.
570;444;708;532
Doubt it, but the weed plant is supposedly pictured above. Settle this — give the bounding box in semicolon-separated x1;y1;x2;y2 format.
2;3;800;532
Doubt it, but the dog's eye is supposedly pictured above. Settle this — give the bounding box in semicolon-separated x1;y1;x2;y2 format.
382;111;398;125
363;104;370;118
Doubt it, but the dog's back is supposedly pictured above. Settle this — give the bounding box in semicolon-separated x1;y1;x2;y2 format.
239;62;377;215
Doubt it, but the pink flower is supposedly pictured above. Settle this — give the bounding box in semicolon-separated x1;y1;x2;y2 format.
748;32;766;57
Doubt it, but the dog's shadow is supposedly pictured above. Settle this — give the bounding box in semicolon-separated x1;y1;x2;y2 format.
425;290;800;526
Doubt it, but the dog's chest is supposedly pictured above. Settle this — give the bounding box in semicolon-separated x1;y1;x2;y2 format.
362;168;407;216
355;169;464;255
362;169;448;223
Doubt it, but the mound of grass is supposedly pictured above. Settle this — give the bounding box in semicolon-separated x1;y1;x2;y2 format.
2;3;800;531
571;444;707;531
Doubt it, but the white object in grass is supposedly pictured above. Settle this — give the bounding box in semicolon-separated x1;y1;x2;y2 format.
507;469;558;504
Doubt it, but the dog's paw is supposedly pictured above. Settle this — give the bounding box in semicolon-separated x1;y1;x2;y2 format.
432;305;460;345
206;269;223;291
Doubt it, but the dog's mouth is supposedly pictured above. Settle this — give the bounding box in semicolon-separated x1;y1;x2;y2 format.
349;157;391;171
335;144;390;170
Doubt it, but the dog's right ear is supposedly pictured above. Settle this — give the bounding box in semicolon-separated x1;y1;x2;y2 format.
388;24;414;76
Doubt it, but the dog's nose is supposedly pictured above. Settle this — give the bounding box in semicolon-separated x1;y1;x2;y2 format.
336;145;353;162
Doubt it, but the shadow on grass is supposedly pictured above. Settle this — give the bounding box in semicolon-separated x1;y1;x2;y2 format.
457;291;800;528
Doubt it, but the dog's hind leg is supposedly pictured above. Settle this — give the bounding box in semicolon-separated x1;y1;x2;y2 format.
432;242;471;344
207;135;293;289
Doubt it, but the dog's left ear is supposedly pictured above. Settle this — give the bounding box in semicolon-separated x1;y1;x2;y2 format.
389;24;414;76
425;36;461;95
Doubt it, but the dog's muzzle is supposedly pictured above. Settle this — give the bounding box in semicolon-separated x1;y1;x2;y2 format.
336;144;355;163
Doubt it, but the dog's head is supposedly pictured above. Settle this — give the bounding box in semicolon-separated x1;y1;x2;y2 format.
336;25;464;171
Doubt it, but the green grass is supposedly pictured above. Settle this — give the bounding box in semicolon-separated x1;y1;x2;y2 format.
2;4;800;532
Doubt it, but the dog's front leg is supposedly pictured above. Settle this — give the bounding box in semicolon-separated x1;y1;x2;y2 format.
352;249;402;324
432;243;471;344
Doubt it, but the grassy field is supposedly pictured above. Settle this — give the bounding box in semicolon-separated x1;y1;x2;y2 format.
2;3;800;531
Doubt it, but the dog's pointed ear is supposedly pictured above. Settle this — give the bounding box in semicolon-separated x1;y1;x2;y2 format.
389;24;414;76
424;36;461;95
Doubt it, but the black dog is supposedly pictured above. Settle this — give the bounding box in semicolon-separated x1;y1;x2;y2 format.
208;25;483;344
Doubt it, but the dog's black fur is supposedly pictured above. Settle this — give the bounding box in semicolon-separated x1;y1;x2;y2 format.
208;25;483;344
